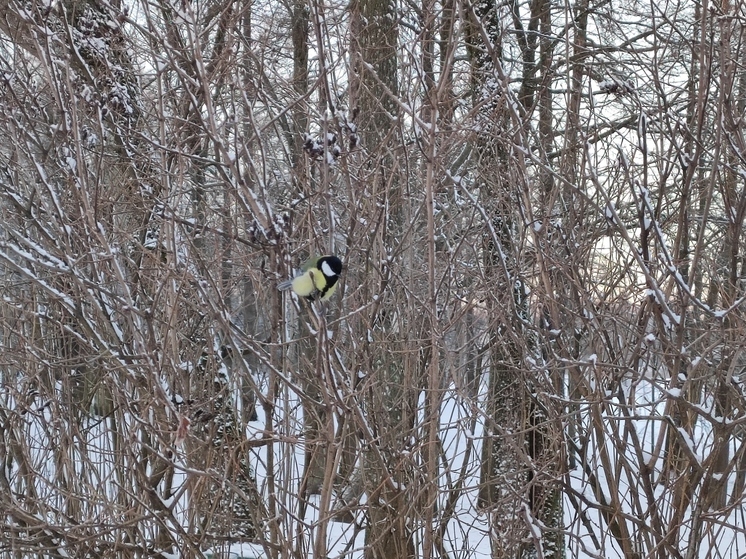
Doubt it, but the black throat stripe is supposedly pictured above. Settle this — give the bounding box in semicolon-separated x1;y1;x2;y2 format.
311;274;338;300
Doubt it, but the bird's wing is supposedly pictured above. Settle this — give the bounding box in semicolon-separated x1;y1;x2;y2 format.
300;256;320;272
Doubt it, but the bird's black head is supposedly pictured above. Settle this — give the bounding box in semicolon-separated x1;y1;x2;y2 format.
318;255;343;278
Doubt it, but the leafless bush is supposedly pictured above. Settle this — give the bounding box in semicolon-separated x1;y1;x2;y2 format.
1;0;745;558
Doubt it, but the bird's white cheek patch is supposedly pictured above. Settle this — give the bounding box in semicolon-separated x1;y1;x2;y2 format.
321;261;336;276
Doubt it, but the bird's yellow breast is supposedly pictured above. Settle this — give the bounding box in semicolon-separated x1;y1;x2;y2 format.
291;270;327;298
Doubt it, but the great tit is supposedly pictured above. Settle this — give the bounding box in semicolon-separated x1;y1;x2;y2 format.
278;255;343;301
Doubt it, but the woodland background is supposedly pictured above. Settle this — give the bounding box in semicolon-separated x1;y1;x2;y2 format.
1;0;746;557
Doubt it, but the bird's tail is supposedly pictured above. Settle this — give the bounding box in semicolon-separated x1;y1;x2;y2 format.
277;280;293;291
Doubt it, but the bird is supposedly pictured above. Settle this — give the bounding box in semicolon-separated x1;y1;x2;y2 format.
278;255;343;301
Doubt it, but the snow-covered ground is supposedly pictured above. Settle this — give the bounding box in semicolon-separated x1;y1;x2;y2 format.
6;366;745;558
